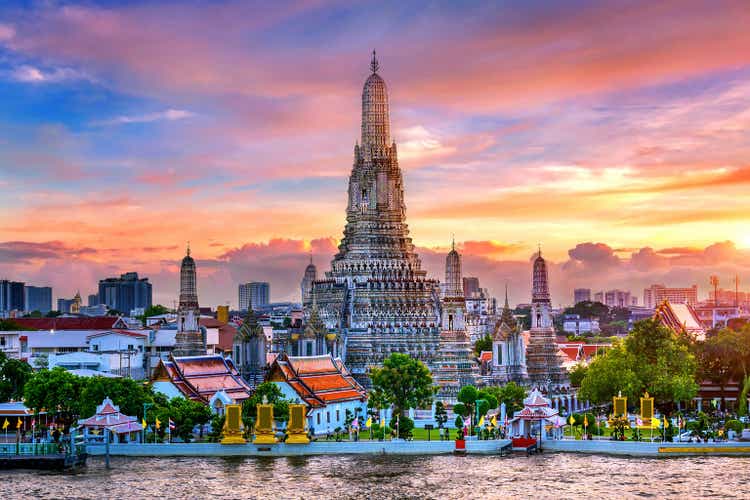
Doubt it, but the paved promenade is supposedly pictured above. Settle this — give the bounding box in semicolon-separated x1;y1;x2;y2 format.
543;439;750;457
87;439;512;457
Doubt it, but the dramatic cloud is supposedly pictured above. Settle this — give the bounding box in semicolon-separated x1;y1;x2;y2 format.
93;109;195;126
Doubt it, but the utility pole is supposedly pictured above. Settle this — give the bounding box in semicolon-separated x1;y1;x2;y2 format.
710;275;719;307
735;275;740;308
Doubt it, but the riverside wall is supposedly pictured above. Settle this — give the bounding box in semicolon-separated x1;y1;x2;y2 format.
87;439;511;457
542;439;750;457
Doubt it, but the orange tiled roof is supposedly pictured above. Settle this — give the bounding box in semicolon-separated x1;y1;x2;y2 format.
153;354;252;403
267;353;367;408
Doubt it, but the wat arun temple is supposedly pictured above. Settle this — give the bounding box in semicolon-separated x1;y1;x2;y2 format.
305;53;566;394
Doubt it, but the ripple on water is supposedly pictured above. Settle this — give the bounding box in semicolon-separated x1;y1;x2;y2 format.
1;454;749;499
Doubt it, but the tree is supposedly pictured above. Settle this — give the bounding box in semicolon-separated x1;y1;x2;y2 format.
434;401;448;429
696;330;736;405
0;319;33;331
370;353;434;416
569;363;588;387
79;376;154;418
153;396;212;442
579;319;698;408
45;310;62;318
0;355;33;401
564;301;609;323
140;304;171;325
473;335;492;356
483;382;527;415
242;382;291;427
24;368;86;428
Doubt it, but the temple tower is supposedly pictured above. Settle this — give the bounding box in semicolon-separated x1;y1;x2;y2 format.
525;248;567;387
233;300;267;387
434;240;477;403
310;52;442;385
174;244;206;357
490;285;528;383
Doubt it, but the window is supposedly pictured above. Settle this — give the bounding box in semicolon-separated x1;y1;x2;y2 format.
317;413;321;425
92;344;99;352
326;411;330;423
306;342;313;356
336;409;340;422
128;344;134;351
0;337;5;346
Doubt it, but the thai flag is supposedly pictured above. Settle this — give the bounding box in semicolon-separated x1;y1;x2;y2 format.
168;418;176;431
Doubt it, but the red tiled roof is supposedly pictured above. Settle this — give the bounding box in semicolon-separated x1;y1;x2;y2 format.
199;318;226;328
478;351;492;363
11;317;121;330
217;325;237;351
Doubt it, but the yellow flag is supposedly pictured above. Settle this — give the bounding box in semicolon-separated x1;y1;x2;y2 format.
584;415;589;427
155;418;161;430
16;418;22;429
142;418;147;429
2;418;8;430
568;415;575;425
663;416;669;428
491;415;497;427
651;418;660;429
380;418;385;428
478;415;485;427
365;417;372;428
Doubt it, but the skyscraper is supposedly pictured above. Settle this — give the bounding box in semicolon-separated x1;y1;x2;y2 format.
0;280;25;314
98;272;152;314
24;286;52;313
310;53;442;384
573;288;591;304
173;245;205;357
239;282;270;311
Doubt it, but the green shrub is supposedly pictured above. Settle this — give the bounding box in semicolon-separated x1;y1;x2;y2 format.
726;419;743;433
389;415;414;439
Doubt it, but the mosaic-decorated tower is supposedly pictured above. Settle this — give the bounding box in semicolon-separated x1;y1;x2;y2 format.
310;52;442;385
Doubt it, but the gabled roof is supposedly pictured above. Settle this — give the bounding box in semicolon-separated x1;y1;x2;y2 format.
86;330;147;340
151;354;252;404
267;353;367;408
11;317;125;330
478;350;493;364
654;300;706;341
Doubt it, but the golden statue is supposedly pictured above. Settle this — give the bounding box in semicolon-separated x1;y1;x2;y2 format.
286;404;310;444
613;390;627;417
640;391;654;426
220;404;246;445
253;396;277;444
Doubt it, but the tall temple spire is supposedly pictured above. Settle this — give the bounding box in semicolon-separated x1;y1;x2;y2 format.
174;246;205;356
361;50;390;150
504;282;509;309
370;49;379;73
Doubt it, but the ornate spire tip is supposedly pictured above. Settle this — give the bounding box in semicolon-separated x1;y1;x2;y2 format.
370;49;379;74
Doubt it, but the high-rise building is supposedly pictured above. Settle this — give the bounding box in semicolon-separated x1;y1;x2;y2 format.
643;284;698;309
300;255;317;304
98;272;152;314
0;280;25;314
57;298;74;313
239;282;270;311
463;277;480;299
593;291;604;303
24;286;52;313
309;53;442;385
174;246;205;357
525;250;567;387
88;293;99;306
604;289;631;308
573;288;591;304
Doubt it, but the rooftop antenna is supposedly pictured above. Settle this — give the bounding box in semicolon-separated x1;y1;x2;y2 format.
370;49;379;73
186;241;190;257
451;233;455;251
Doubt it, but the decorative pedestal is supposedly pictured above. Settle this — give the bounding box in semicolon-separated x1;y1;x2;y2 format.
253;403;277;444
286;404;310;444
220;404;246;445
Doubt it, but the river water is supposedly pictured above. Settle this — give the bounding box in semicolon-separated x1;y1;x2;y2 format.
1;454;748;499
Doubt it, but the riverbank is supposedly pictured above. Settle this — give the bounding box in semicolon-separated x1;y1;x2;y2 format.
542;439;750;457
86;439;512;457
85;439;750;458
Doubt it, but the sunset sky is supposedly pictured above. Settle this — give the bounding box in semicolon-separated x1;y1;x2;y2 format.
1;0;750;307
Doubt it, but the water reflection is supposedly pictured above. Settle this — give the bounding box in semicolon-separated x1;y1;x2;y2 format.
1;454;749;499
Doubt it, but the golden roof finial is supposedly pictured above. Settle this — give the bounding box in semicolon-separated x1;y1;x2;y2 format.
370;49;379;73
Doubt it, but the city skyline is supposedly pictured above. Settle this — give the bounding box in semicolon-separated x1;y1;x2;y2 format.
1;1;750;306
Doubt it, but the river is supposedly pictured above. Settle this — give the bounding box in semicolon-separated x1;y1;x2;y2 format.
1;454;747;499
